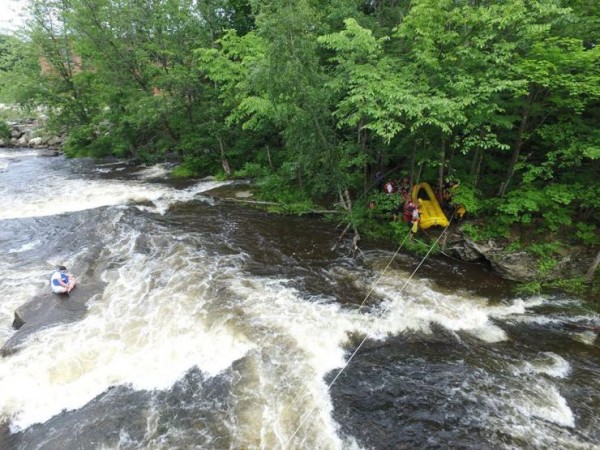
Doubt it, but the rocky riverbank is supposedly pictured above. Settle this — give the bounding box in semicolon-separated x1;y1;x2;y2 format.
1;122;596;290
442;228;595;285
0;117;64;151
207;184;597;287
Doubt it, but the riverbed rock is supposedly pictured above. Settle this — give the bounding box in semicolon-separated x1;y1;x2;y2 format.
36;148;61;157
0;421;9;449
235;190;254;199
28;136;45;147
486;251;541;282
1;116;64;151
445;227;595;282
47;135;63;147
443;230;487;262
0;285;94;357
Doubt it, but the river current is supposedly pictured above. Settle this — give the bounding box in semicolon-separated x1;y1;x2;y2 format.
0;148;599;449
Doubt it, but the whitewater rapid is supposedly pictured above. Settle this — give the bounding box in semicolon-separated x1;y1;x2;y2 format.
0;149;597;449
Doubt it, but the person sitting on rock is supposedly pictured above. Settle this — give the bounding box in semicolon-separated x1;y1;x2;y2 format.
50;265;76;294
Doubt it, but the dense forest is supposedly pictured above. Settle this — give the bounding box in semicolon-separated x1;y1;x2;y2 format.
1;0;599;287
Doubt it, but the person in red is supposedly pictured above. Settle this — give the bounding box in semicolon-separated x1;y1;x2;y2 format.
397;177;412;201
410;202;421;233
403;198;416;225
383;180;396;194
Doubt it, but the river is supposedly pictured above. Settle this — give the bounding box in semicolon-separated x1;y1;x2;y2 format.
0;148;599;449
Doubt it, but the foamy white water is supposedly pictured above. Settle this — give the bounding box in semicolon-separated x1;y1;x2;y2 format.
517;352;572;378
1;155;597;449
0;261;44;344
0;176;229;220
0;230;253;431
0;152;231;219
0;159;240;430
480;379;576;444
224;263;582;448
0;149;41;159
367;269;526;342
134;163;172;180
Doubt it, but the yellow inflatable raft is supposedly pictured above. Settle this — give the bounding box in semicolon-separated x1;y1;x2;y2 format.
411;182;450;229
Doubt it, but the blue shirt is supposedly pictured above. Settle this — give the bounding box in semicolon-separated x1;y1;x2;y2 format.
51;271;68;286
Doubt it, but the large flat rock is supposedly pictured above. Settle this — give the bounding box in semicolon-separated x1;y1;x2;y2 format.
1;283;99;356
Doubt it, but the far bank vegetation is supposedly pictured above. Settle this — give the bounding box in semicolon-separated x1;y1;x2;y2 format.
0;0;598;294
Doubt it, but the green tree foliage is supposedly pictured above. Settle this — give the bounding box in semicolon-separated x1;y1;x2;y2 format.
200;0;347;204
0;0;597;252
0;34;22;73
0;31;44;107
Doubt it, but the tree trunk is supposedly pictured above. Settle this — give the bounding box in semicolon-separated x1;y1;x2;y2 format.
364;159;369;195
470;149;482;187
498;91;532;196
266;145;273;171
415;162;423;185
585;249;600;284
437;140;446;200
358;120;368;194
332;187;362;256
218;137;232;176
297;162;303;190
410;140;417;186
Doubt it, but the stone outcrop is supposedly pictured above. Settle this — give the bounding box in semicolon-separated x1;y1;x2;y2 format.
0;116;65;150
443;227;595;282
0;283;99;357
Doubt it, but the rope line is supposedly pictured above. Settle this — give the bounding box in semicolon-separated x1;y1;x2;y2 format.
354;227;412;311
283;226;412;416
283;214;454;449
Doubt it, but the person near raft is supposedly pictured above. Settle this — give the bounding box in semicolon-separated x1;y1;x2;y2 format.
440;180;456;215
397;177;412;201
403;198;416;225
50;265;76;294
383;179;396;194
410;201;421;233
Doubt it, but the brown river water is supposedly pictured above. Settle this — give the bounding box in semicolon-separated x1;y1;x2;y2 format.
0;149;599;449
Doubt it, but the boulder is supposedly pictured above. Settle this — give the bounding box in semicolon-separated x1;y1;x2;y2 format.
36;148;61;157
486;251;541;282
22;127;34;140
443;230;486;262
0;283;98;357
47;135;63;147
445;227;596;282
0;420;9;449
28;137;44;147
235;190;254;199
2;119;65;150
